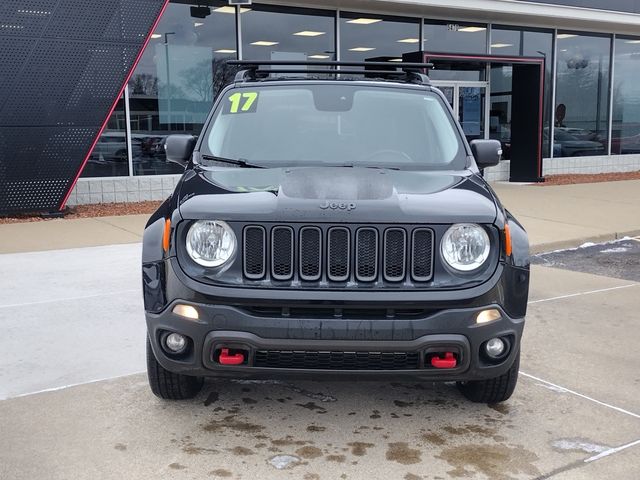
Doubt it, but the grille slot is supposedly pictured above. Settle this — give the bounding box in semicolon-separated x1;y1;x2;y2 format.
411;228;434;282
327;227;350;282
384;228;407;282
241;224;433;285
243;226;266;279
355;228;378;282
254;350;420;370
271;226;294;281
299;227;322;281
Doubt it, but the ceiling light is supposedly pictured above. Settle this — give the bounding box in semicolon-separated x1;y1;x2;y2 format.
251;41;279;46
214;6;251;14
625;40;640;44
397;38;420;43
491;43;513;48
194;22;204;27
215;49;237;54
347;18;382;25
309;54;331;59
151;33;162;39
294;31;326;37
349;47;376;52
389;58;403;62
458;26;486;33
557;33;577;39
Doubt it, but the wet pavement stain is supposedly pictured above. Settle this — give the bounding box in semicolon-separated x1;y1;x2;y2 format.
386;442;422;465
203;415;265;434
204;391;219;406
422;432;447;446
443;424;497;437
209;469;233;477
370;410;381;419
404;474;422;480
326;454;346;463
295;446;323;459
394;400;413;408
436;443;540;479
271;436;310;447
488;403;510;415
168;463;186;470
347;442;375;457
296;402;327;414
228;446;255;456
242;397;257;404
182;444;219;455
306;425;326;432
304;474;321;480
113;443;127;451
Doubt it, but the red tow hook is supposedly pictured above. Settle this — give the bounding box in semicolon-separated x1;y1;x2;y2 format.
431;352;457;369
218;348;245;366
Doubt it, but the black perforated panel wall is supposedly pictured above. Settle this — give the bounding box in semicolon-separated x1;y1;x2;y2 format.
0;0;167;214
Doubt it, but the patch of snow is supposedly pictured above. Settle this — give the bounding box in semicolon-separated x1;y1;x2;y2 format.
600;247;628;253
552;439;609;454
269;455;300;470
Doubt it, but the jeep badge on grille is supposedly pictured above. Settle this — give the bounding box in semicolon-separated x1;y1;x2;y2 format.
320;201;356;211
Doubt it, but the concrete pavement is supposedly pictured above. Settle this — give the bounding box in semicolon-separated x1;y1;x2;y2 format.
1;180;639;254
0;255;638;479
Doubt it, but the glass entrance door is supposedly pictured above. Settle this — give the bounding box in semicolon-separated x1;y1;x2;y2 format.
432;81;489;144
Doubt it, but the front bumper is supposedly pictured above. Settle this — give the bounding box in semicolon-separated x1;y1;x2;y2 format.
146;300;524;381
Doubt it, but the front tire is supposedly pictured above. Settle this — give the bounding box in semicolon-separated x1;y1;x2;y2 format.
146;337;204;400
457;350;520;403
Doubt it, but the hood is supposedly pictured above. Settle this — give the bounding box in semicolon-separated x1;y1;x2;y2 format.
178;166;497;224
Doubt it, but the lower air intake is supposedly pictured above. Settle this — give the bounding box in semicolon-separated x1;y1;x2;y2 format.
254;350;420;370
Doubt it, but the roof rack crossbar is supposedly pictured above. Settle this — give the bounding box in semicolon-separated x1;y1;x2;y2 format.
227;60;434;69
229;60;432;85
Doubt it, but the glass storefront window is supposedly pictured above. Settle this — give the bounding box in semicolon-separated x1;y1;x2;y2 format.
490;26;554;157
241;5;335;62
424;21;487;55
340;12;420;63
82;96;129;178
554;32;610;157
127;0;237;175
611;37;640;155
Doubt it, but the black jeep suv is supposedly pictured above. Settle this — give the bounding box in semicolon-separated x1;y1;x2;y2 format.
142;61;530;404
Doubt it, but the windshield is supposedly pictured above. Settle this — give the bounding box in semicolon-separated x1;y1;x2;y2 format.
201;84;466;170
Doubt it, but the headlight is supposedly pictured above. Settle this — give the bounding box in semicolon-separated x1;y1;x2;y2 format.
441;223;490;272
186;220;236;267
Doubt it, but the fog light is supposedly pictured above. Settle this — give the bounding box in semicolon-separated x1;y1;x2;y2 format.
172;304;199;320
164;333;187;353
485;337;506;358
476;309;501;324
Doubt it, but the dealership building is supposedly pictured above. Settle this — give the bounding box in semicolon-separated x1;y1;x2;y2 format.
2;0;640;213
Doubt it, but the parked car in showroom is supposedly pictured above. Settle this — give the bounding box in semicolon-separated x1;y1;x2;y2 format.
142;60;530;404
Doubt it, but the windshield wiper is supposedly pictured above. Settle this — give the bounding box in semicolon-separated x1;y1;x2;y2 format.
200;154;264;169
336;164;401;171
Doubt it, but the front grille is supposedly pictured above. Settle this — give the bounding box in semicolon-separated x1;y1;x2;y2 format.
254;350;420;370
242;224;434;284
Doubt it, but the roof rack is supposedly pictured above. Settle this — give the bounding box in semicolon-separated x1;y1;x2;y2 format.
227;60;433;85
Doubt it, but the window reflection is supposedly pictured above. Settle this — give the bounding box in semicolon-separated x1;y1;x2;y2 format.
611;37;640;155
423;21;487;55
127;0;237;175
340;12;420;63
82;96;129;178
490;26;553;157
241;5;335;62
554;32;610;157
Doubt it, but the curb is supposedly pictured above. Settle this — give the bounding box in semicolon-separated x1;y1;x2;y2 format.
530;229;640;255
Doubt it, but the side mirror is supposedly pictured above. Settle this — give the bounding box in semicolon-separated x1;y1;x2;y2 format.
470;139;502;169
165;135;197;166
